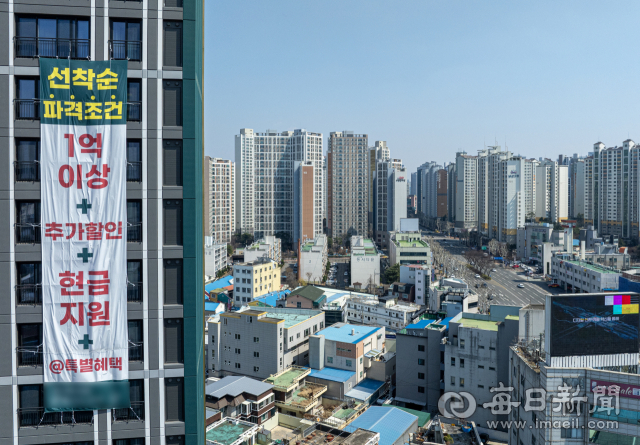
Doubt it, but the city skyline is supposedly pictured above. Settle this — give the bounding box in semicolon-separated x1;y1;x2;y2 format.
204;0;640;173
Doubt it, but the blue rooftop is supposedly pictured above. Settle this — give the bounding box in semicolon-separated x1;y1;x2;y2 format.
205;302;223;313
252;290;290;307
436;317;453;329
345;406;418;445
205;276;234;294
316;324;381;344
308;367;355;383
405;319;435;330
326;292;350;303
345;379;385;402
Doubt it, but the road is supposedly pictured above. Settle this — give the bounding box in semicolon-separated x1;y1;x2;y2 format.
429;234;562;307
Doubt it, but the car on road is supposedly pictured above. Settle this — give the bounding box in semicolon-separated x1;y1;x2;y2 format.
517;283;525;288
548;283;560;288
475;274;481;279
491;269;497;272
344;271;349;276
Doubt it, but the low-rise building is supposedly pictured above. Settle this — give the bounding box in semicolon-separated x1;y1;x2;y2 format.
516;222;554;262
389;232;431;266
399;264;431;306
232;257;281;304
264;366;327;418
388;282;413;302
345;296;421;331
208;307;325;379
278;285;327;309
243;235;282;264
351;236;381;289
298;234;328;283
205;376;275;425
205;417;260;445
344;406;419;445
206;236;229;278
551;254;620;293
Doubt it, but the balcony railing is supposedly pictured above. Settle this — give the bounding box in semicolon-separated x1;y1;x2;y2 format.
127;223;142;242
113;401;145;422
129;342;143;362
127;102;142;122
15;224;41;244
17;346;43;366
109;40;142;61
127;161;142;182
16;284;42;305
14;161;40;182
127;281;143;302
14;37;90;59
14;99;40;120
18;408;93;427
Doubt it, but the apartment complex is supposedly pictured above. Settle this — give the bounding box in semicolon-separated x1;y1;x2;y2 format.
535;159;569;222
417;162;443;220
373;159;406;245
477;146;511;238
327;131;369;237
447;162;456;223
454;153;478;229
497;156;525;244
1;1;204;444
205;156;235;243
232;258;281;305
235;128;324;242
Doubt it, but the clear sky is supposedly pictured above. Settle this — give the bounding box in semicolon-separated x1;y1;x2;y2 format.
204;0;640;174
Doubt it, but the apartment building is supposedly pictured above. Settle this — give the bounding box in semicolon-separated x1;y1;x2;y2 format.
447;162;456;223
516;223;553;261
592;140;640;239
205;157;234;243
264;366;327;418
243;236;282;264
418;162;443;220
523;158;538;219
454;153;478;229
497;156;525;244
298;234;328;283
350;236;381;289
345;296;421;330
208;307;325;379
369;141;390;232
1;1;204;443
373;159;406;246
477;146;511;238
205;236;229;278
535;159;569;222
235;128;324;242
436;169;448;219
399;265;430;306
327;131;369;237
568;155;587;220
232;258;281;305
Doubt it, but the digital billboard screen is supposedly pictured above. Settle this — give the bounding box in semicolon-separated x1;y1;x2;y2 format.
550;294;640;357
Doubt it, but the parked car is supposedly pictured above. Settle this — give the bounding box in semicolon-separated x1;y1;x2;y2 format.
517;283;525;288
475;274;481;279
491;269;497;272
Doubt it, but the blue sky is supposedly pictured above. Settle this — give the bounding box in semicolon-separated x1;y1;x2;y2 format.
204;0;640;173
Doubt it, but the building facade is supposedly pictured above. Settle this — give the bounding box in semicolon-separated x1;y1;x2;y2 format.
298;235;328;284
350;237;381;289
1;1;204;443
232;258;281;305
243;236;282;264
327;131;368;237
535;159;569;223
455;153;478;229
205;157;234;243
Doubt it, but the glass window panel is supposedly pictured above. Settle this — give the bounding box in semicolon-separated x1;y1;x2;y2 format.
127;22;141;41
17;18;37;37
112;21;126;41
17;79;37;99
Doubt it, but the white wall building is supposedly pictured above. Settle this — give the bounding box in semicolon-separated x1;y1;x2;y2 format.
345;296;421;331
243;236;282;264
350;236;381;289
455;153;479;229
205;236;229;278
205;157;235;243
298;235;328;283
497;156;525;244
399;265;431;306
536;160;569;222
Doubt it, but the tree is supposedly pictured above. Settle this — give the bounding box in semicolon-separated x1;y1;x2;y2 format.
284;266;299;289
227;243;234;256
526;212;536;223
384;263;400;284
576;213;585;228
488;239;499;255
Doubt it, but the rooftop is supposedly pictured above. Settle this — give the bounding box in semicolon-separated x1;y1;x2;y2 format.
264;366;310;391
558;258;620;274
345;406;418;445
205;276;234;294
405;319;435;330
276;381;327;410
308;367;356;383
290;285;326;302
261;311;320;328
205;376;273;399
206;418;258;445
395;239;429;248
458;317;499;332
317;323;381;344
394;407;430;427
345;379;385;402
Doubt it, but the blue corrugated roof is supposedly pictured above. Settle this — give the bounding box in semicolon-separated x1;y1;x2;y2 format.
345;406;418;445
345;379;385;402
326;292;349;303
573;240;580;246
205;276;234;293
253;290;290;307
316;324;381;344
308;367;355;383
437;317;453;329
405;319;435;330
205;302;223;312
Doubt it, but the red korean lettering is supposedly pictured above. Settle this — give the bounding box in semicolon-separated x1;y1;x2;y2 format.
66;222;84;240
64;134;75;157
105;221;123;240
59;271;84;296
87;301;110;326
79;359;93;372
60;302;84;326
94;358;108;371
86;164;110;189
45;222;63;240
65;359;78;373
85;222;103;240
109;357;123;370
78;133;102;157
58;165;83;189
88;271;109;296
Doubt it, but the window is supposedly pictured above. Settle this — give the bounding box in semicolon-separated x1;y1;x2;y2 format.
418;386;425;393
110;20;141;61
16;262;42;305
254;351;259;357
489;367;495;371
254;337;259;342
15;16;89;59
489;346;496;351
126;80;142;122
164;319;183;364
346;360;352;367
418;372;425;380
163;140;183;186
127;261;143;302
327;356;333;363
479;345;484;349
235;334;241;340
114;380;145;421
459;339;465;348
478;385;484;389
15;78;39;120
418;359;425;365
128;320;143;362
165;0;184;7
15;201;40;244
460;359;465;368
235;363;241;369
15;139;40;181
163;200;183;246
235;348;240;354
163;21;183;67
114;439;145;445
560;428;583;439
164;259;183;305
450;377;455;386
254;366;259;372
418;345;425;352
460;378;465;387
17;324;42;366
163;80;183;126
296;302;301;308
127;200;142;242
165;378;184;422
478;365;484;369
125;140;143;183
451;358;455;366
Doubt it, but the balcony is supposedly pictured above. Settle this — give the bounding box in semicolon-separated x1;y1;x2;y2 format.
127;223;142;242
127;281;143;302
17;346;42;366
18;408;93;427
14;99;40;120
14;161;40;182
275;381;327;412
15;224;41;244
16;284;42;305
127;161;142;182
14;37;90;59
127;102;142;122
109;40;142;61
113;401;145;422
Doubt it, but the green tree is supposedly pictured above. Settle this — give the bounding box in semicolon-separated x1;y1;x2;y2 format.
227;244;234;256
576;213;585;228
384;263;400;284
